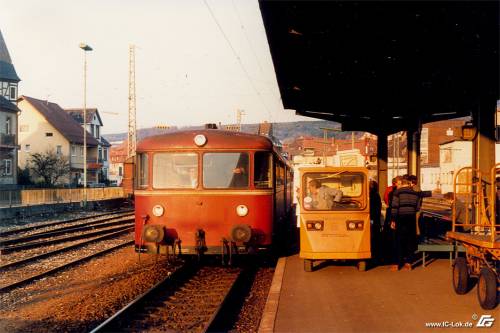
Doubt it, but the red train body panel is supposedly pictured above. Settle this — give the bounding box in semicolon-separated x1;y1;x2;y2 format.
132;129;293;255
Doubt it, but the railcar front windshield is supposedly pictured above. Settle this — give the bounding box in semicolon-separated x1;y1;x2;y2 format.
203;153;249;189
302;172;366;211
153;153;198;189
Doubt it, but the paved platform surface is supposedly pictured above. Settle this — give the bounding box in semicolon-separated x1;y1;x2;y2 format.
261;255;498;333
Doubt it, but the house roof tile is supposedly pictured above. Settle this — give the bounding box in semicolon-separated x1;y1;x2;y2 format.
20;96;99;146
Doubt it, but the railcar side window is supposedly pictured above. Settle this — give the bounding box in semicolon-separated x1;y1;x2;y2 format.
203;153;249;189
302;172;365;211
153;153;198;189
137;153;148;188
254;152;272;188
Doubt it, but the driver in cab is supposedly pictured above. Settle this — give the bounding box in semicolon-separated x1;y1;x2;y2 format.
306;179;343;210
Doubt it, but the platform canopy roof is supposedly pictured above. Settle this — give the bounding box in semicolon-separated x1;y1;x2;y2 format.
259;1;499;133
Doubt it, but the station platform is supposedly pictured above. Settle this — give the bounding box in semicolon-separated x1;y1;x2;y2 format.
259;255;498;333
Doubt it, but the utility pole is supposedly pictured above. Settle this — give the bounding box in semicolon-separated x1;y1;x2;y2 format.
236;109;246;125
127;45;137;159
79;43;92;206
236;109;246;131
319;127;341;166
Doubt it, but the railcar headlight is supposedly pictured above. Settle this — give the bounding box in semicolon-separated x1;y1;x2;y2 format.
142;225;165;243
236;204;248;217
194;134;207;147
306;220;323;231
152;204;164;217
346;220;364;231
230;224;252;242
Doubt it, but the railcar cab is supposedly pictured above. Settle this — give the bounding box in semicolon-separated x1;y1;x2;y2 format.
298;167;371;272
133;129;292;258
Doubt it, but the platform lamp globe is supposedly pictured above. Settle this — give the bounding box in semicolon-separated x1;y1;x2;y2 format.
79;43;92;206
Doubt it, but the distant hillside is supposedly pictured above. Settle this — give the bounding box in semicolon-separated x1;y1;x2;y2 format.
103;120;366;144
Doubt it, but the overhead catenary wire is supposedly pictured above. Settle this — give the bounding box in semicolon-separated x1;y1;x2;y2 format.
231;0;264;76
231;0;283;104
202;0;274;122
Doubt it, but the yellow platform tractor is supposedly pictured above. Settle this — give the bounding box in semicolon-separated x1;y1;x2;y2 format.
298;167;371;272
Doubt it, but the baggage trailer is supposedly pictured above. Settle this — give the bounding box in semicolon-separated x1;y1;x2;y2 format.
447;166;499;309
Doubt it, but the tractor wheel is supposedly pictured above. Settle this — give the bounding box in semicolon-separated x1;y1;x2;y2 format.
452;257;470;295
357;260;367;272
304;259;314;272
477;267;498;310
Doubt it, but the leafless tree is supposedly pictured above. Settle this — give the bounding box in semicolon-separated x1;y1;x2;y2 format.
27;150;70;186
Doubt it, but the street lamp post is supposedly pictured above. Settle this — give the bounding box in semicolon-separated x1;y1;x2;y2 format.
79;43;92;206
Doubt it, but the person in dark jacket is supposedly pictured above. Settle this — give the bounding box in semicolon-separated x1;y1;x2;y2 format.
383;176;399;264
390;177;421;270
369;180;382;262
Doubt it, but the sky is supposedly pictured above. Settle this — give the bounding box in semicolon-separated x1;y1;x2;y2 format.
0;0;313;134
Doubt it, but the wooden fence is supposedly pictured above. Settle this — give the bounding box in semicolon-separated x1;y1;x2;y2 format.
0;187;125;207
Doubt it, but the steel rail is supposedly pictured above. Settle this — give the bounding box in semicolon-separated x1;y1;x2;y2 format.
90;262;198;333
1;214;134;246
0;227;134;271
90;264;246;333
0;240;134;294
0;209;133;237
203;267;252;333
0;221;134;254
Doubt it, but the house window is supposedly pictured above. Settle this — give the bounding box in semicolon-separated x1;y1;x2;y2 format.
79;146;84;155
46;132;53;137
9;86;16;100
103;148;107;161
96;126;100;139
119;166;123;176
6;117;11;134
20;125;29;132
25;144;30;152
91;125;95;136
56;145;62;155
98;147;103;160
3;159;12;176
71;145;76;156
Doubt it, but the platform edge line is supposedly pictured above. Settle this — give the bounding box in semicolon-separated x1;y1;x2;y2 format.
258;256;287;333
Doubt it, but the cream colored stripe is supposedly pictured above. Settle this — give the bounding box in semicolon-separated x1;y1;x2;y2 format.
135;189;273;196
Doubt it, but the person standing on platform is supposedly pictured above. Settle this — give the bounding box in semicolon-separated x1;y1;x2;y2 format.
382;177;398;263
390;177;421;271
409;174;423;240
384;177;398;206
369;180;382;263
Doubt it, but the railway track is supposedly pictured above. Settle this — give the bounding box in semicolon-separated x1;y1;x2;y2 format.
0;210;133;239
0;211;136;294
91;264;253;333
421;197;452;221
0;214;134;254
0;239;134;294
0;227;134;271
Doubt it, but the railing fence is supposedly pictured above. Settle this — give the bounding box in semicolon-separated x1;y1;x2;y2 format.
0;187;124;207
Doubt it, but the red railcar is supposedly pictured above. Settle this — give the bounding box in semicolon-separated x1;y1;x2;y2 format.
133;129;293;258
